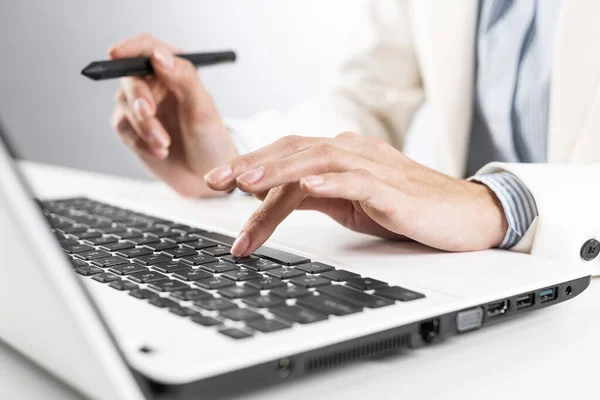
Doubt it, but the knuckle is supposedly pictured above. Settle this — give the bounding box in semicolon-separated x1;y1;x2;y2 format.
136;32;153;42
279;135;305;153
336;130;360;139
367;136;390;152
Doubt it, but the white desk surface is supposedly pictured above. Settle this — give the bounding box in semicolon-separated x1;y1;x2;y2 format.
4;161;600;400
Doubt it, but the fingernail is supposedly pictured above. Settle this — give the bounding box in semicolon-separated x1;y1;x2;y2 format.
231;231;250;256
153;47;174;70
154;147;169;160
301;175;325;187
204;165;233;184
237;166;264;185
150;130;170;148
133;98;152;121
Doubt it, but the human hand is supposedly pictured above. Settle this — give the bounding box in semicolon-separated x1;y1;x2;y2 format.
109;34;238;197
204;132;508;256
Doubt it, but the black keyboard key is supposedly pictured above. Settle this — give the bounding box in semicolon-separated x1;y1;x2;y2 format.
109;280;139;291
194;297;237;311
182;238;219;250
374;286;425;302
57;225;88;235
164;235;198;244
265;267;305;280
220;308;264;321
134;254;171;266
162;247;197;259
219;328;252;339
129;271;169;283
129;289;160;300
191;315;222;327
149;297;179;309
270;286;311;299
181;254;218;266
172;268;213;281
169;306;197;317
270;305;328;324
152;262;190;274
194;276;236;290
289;275;331;288
221;270;262;282
98;241;135;252
243;294;285;308
90;256;130;268
240;259;282;271
220;254;258;264
320;269;360;282
96;225;127;235
70;258;89;268
201;245;231;257
108;263;148;275
200;261;239;273
345;277;388;291
72;230;103;240
193;231;235;246
74;250;112;260
318;285;393;308
58;238;78;247
170;288;212;301
218;285;260;299
255;246;310;266
144;241;178;252
148;279;190;292
63;244;94;254
82;236;118;246
297;294;361;316
245;276;286;290
247;319;291;333
112;230;144;240
116;247;153;258
295;262;335;274
127;236;160;246
92;273;121;283
75;265;104;276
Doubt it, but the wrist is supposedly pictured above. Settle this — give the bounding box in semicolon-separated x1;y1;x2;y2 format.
468;181;509;248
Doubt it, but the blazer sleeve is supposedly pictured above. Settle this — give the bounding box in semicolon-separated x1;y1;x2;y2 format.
476;162;600;276
226;0;424;153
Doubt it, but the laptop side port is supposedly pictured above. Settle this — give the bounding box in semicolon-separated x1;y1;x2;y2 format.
540;287;558;303
485;299;509;318
419;319;440;343
515;293;534;310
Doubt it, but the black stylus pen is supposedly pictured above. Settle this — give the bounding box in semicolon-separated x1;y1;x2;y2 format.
81;51;236;81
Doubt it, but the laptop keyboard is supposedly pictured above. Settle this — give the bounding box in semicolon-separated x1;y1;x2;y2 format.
41;197;425;339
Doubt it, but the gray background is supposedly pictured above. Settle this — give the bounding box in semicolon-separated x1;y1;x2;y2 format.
0;0;366;179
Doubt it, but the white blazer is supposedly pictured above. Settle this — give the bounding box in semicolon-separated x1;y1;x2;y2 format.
229;0;600;275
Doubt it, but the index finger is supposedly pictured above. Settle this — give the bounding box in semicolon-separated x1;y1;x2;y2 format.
109;33;181;59
231;183;306;257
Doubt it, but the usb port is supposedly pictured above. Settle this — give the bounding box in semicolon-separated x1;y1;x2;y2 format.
539;287;558;303
515;293;534;310
486;299;509;318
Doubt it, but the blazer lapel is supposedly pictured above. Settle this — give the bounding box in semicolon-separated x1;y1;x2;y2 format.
409;0;478;177
548;0;600;162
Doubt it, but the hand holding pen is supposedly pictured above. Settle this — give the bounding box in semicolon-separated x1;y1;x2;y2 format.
104;34;239;197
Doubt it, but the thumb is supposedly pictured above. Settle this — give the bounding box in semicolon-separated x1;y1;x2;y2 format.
150;47;208;108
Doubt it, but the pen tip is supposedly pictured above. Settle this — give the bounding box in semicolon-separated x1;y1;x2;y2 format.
81;62;105;80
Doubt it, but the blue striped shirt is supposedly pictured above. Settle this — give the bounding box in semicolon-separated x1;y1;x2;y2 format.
468;0;560;248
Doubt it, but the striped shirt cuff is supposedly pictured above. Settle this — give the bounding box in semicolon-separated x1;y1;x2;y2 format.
471;172;539;249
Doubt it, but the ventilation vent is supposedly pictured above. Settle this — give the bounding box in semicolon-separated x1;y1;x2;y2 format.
305;334;408;373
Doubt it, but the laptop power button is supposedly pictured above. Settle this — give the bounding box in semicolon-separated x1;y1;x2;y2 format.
456;307;484;333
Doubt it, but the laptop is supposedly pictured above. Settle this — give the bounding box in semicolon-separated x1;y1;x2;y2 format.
0;118;591;400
